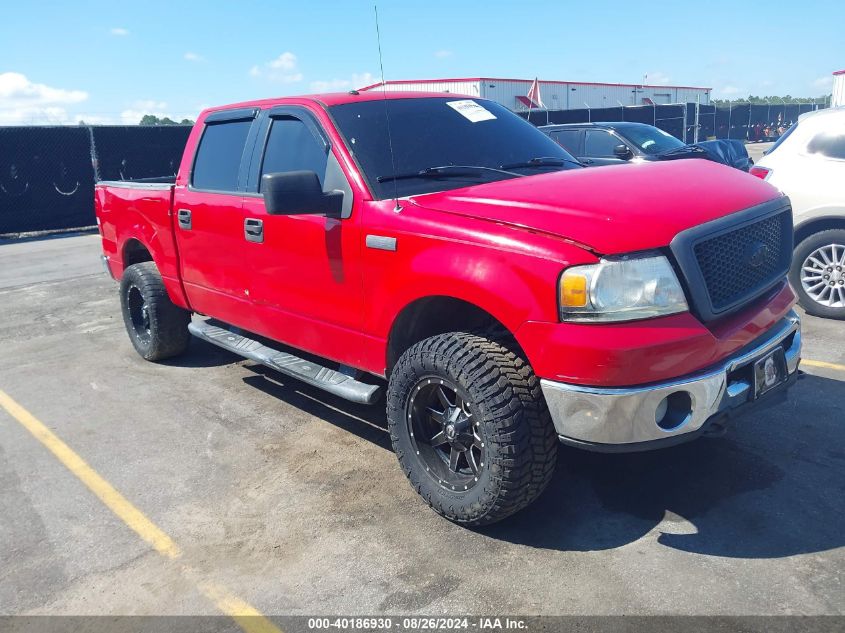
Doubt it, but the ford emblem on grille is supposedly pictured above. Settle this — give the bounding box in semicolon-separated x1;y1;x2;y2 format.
746;241;770;268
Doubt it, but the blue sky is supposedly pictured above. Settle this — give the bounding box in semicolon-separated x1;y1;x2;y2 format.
1;0;842;125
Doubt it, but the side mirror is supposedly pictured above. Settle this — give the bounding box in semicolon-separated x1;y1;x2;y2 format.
613;144;633;160
262;170;343;216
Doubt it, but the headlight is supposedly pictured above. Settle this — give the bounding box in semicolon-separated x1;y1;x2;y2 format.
559;253;688;322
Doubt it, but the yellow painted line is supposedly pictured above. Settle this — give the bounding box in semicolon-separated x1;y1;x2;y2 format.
0;389;281;633
802;359;845;372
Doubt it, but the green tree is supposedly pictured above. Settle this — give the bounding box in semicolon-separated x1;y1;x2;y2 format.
138;114;195;126
712;94;831;106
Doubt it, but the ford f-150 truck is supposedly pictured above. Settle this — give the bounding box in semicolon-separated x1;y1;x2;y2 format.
95;91;802;526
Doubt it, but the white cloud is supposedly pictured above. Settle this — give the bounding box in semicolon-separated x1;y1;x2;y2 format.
110;27;129;36
644;71;670;85
812;75;833;90
0;72;88;125
434;50;452;58
309;72;376;93
249;52;303;83
184;52;205;62
268;52;297;71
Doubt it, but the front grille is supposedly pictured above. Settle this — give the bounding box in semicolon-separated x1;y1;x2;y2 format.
693;211;791;312
670;201;793;322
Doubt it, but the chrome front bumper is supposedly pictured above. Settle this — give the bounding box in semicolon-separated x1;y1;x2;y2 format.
540;310;801;451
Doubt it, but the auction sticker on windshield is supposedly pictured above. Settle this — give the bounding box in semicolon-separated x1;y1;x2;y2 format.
447;100;497;123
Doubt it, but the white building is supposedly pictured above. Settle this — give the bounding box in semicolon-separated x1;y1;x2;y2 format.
832;69;845;107
359;77;711;111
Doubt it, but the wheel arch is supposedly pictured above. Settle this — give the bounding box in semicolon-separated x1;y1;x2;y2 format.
122;238;154;269
794;213;845;247
385;295;526;377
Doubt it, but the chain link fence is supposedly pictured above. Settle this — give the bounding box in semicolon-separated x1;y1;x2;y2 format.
0;125;191;235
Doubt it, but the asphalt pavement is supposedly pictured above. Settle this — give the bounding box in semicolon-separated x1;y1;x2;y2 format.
0;233;843;617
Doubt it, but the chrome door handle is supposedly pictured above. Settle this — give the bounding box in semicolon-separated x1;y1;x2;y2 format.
177;208;192;230
244;218;264;243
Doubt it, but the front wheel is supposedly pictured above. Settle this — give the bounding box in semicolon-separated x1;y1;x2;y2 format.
789;229;845;320
387;332;558;526
120;262;191;360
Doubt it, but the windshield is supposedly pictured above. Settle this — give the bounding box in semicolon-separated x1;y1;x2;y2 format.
619;125;686;155
329;97;580;198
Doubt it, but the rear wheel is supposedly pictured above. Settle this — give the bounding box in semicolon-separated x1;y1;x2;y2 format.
790;229;845;320
120;262;191;360
387;332;558;526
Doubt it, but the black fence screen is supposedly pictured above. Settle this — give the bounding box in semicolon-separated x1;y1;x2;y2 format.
520;102;826;145
0;125;191;235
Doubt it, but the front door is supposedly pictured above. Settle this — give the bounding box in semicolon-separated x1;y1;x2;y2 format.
239;107;366;367
583;129;629;166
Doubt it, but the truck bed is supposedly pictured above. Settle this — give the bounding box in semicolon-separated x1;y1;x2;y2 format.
95;178;186;308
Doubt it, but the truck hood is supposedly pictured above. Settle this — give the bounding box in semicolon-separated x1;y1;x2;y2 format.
408;159;782;255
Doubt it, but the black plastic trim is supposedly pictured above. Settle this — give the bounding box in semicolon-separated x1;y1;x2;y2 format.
204;107;259;124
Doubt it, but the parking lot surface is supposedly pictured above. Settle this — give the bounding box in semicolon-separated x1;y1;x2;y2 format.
1;233;843;617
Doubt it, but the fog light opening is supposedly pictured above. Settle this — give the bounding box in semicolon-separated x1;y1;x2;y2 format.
655;391;693;431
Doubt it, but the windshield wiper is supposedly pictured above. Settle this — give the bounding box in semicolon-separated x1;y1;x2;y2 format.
500;156;584;169
659;145;708;157
376;165;522;183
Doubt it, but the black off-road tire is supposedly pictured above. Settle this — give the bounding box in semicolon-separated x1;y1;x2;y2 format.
387;332;558;526
120;262;191;361
789;229;845;320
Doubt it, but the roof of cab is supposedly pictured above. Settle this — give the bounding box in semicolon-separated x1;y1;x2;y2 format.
202;91;467;115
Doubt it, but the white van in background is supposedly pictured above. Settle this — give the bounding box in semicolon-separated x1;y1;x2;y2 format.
752;107;845;319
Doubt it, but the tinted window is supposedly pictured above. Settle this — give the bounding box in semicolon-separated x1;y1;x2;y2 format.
617;124;685;155
807;131;845;160
329;98;580;198
192;119;252;191
551;129;581;153
584;130;622;157
260;117;329;190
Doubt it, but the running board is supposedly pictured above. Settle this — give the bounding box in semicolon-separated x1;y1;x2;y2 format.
188;321;381;404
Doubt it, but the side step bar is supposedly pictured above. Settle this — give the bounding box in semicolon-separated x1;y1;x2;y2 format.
188;321;381;404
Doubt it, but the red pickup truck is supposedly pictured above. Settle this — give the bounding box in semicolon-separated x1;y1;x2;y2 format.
96;91;801;525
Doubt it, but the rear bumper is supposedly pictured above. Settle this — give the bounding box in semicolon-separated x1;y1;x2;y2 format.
540;310;801;451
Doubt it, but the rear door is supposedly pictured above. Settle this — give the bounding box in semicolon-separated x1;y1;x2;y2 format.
172;108;260;327
239;106;366;366
549;128;583;157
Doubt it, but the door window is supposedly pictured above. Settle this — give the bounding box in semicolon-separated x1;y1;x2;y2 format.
260;117;329;191
551;129;581;153
192;119;253;191
584;130;622;157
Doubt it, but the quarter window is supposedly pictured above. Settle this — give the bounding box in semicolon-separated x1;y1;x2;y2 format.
192;119;253;191
584;129;622;157
260;117;329;191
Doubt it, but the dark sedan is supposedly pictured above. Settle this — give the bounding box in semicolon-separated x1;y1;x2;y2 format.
539;122;752;171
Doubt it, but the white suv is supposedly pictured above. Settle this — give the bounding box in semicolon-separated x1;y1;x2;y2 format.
753;107;845;319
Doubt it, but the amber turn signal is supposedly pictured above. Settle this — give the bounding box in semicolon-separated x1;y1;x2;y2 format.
560;272;588;308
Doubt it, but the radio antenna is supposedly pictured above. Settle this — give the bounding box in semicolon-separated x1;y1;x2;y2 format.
374;5;401;212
